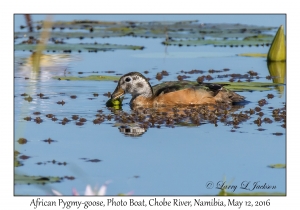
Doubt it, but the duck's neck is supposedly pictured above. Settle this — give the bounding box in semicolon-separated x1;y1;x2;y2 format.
132;80;153;99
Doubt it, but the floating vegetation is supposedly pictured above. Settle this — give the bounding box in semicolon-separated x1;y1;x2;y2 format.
80;158;102;163
42;138;57;144
212;81;283;91
53;75;120;81
36;160;67;166
162;34;273;47
268;164;286;169
106;97;124;109
14;151;23;167
56;100;65;105
15;20;277;49
17;138;27;144
15;174;62;185
237;53;267;58
14;43;144;52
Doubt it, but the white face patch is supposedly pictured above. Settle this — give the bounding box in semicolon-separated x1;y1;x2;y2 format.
119;74;152;98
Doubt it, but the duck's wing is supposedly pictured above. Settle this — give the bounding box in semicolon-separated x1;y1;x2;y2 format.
152;81;223;96
152;81;197;96
152;81;244;103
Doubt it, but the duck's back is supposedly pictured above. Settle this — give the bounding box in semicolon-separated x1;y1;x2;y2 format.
151;81;244;105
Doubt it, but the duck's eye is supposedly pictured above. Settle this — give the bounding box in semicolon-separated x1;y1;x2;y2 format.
125;77;131;82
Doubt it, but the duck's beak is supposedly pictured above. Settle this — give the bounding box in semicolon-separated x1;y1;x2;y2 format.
111;86;125;99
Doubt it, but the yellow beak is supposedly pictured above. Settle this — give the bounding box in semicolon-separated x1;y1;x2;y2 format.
111;87;125;99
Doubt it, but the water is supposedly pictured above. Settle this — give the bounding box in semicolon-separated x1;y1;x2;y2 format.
14;14;286;195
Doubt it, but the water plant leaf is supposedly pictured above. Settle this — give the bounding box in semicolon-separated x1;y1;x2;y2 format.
212;81;284;91
267;25;286;61
15;20;276;44
268;164;286;169
14;43;144;52
15;174;61;185
162;34;273;47
53;75;120;81
237;53;267;58
106;97;124;108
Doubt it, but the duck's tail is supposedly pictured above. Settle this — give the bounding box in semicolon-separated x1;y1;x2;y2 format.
214;88;245;104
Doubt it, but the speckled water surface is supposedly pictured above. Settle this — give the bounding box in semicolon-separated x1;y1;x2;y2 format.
14;15;286;195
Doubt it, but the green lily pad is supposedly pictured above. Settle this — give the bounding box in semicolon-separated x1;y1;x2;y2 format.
16;20;276;44
15;174;61;185
14;43;144;52
162;34;274;47
53;75;120;81
237;53;267;58
268;164;286;169
213;81;284;91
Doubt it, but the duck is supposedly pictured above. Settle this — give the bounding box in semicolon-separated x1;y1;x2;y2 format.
111;72;245;108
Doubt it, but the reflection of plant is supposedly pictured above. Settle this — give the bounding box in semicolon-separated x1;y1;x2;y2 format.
52;182;109;196
52;181;133;196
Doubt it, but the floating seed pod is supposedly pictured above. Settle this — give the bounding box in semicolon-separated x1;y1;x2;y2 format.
72;115;79;120
18;138;27;144
46;114;54;118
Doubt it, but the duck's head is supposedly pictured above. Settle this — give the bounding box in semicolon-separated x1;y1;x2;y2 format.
111;72;153;100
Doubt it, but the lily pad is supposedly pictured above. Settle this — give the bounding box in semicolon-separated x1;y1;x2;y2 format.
53;75;120;81
213;81;284;91
15;174;61;185
14;43;144;52
268;164;286;169
237;53;267;58
15;20;276;46
162;34;273;47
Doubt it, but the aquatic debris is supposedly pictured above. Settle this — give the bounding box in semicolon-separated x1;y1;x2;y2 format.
80;158;102;163
46;114;54;118
56;100;65;105
70;95;77;99
79;118;87;122
24;96;33;102
268;164;286;169
42;138;57;144
54;75;120;81
17;138;27;144
72;115;79;120
34;117;43;124
37;93;44;98
76;122;84;126
23;116;32;121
